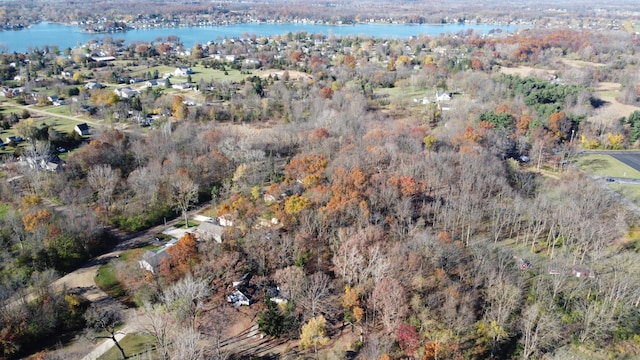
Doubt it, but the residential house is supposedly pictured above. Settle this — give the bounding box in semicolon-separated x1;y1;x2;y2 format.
91;56;116;62
4;136;22;145
436;90;451;102
84;82;103;90
0;88;21;98
172;83;192;90
48;95;65;106
218;215;234;227
195;221;224;243
74;123;90;136
138;238;178;273
114;87;137;99
243;58;261;68
174;67;193;77
572;266;595;279
145;79;160;87
24;153;63;172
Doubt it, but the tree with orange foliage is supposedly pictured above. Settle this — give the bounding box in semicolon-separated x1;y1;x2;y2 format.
341;285;364;327
309;128;330;143
284;154;327;187
172;95;189;120
322;167;369;225
516;115;532;136
548;111;571;138
343;54;357;69
290;50;304;64
23;209;52;233
318;86;334;99
160;233;199;282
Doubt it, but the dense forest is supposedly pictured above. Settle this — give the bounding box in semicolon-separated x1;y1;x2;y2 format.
0;3;640;359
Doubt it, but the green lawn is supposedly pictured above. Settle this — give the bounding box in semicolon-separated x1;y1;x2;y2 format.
95;263;126;299
575;154;640;178
131;64;248;83
97;333;156;360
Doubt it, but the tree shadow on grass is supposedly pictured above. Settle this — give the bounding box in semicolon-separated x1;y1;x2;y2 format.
580;158;609;172
590;97;609;109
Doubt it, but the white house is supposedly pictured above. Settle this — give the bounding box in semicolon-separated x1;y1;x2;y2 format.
114;87;137;99
174;67;193;77
218;215;233;227
84;82;103;90
436;90;451;102
172;83;192;90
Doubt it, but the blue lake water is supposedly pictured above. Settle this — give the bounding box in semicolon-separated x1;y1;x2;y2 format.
0;22;519;53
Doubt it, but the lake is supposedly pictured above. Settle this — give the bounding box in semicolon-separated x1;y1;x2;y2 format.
0;22;520;53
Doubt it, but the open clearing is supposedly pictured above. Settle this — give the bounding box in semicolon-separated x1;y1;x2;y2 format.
499;65;557;78
500;63;640;128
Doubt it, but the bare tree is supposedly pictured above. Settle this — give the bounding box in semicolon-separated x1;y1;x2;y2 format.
371;277;408;334
21;140;53;193
136;303;172;360
127;162;162;203
87;164;119;214
519;302;561;359
170;326;205;360
299;271;333;319
170;174;199;227
162;274;211;328
84;302;127;360
274;265;306;302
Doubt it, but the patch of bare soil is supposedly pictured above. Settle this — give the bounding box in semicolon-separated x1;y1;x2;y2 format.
258;69;313;81
499;66;557;79
203;304;295;358
561;58;607;68
591;82;640;126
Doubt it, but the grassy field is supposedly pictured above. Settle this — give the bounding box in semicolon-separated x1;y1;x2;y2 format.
0;100;89;156
98;333;156;360
375;85;429;100
575;154;640;178
131;64;249;83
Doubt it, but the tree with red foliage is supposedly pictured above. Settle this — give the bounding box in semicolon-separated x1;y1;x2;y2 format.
397;323;421;358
